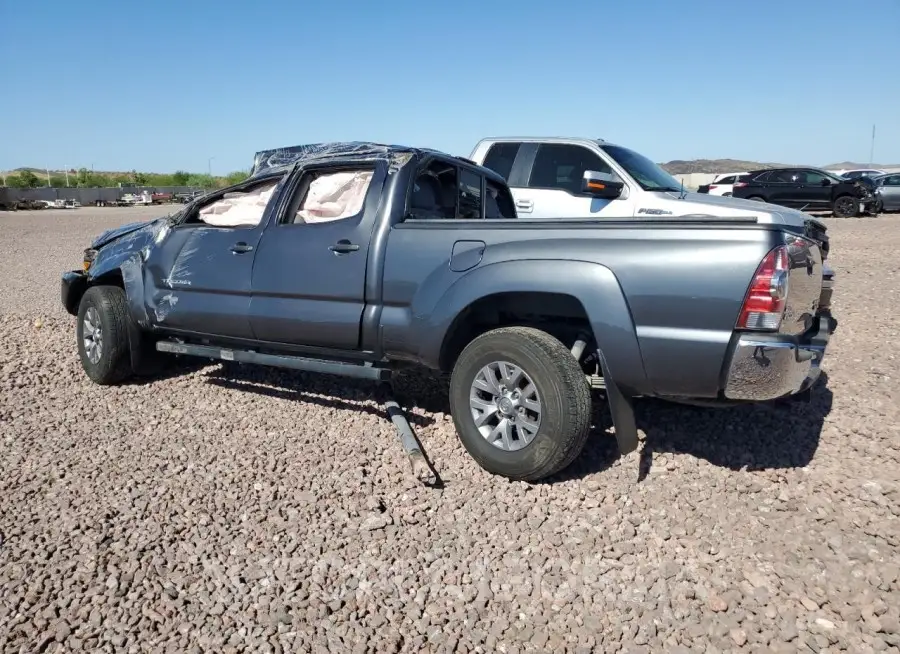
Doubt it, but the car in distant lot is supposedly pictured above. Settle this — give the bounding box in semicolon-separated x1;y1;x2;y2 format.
731;167;877;217
837;168;885;180
874;173;900;212
696;172;749;196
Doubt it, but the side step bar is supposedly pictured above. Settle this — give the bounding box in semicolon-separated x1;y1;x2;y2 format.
155;341;392;381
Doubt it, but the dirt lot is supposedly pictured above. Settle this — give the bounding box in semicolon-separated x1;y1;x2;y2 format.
1;207;899;653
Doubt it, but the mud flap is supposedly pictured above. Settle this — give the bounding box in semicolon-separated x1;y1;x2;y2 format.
596;349;639;455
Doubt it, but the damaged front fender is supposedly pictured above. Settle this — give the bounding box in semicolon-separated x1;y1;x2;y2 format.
87;218;172;329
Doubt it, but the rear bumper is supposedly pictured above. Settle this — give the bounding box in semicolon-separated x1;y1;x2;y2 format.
61;270;88;315
724;312;837;401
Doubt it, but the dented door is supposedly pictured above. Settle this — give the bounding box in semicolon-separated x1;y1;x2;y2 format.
142;223;265;339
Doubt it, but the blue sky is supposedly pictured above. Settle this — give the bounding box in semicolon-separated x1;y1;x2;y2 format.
2;0;898;174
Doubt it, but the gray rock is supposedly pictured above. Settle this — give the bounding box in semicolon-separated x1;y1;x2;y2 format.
0;212;898;654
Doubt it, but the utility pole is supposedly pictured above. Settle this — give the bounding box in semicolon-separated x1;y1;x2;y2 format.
46;167;52;187
65;168;69;187
869;124;876;166
208;156;215;177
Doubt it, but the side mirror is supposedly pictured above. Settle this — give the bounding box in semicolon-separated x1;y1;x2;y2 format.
821;178;831;186
582;170;624;199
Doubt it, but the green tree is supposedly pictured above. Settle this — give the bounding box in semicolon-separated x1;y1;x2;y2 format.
49;175;69;187
146;173;175;186
5;174;25;187
224;170;250;186
186;173;216;188
171;170;190;186
75;168;92;187
130;170;148;185
16;170;42;188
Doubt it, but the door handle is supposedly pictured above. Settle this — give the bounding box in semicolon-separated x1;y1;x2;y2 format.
515;199;534;212
329;240;360;254
230;242;254;254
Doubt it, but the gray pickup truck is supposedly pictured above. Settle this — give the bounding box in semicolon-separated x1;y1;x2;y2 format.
61;142;837;482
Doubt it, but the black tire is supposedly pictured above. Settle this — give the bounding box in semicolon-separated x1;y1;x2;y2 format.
723;192;733;197
832;195;858;218
875;199;884;215
449;326;592;482
76;285;135;385
747;195;766;202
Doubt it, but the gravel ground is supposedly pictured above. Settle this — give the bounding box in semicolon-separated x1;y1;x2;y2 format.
1;207;899;653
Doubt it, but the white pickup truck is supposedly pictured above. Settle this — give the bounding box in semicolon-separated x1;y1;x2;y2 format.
468;136;816;227
467;135;834;314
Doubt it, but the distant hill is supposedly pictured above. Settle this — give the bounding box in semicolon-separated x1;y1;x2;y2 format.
660;159;900;174
660;159;789;175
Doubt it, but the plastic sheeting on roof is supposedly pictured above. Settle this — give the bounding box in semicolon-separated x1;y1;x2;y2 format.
251;142;415;177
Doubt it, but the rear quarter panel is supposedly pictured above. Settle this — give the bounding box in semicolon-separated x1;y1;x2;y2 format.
381;220;781;398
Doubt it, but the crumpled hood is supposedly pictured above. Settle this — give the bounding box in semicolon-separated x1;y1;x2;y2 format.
91;217;166;249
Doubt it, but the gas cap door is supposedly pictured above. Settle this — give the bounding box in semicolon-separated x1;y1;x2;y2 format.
449;240;486;272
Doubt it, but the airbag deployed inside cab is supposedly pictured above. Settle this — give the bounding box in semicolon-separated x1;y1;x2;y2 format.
296;171;373;223
198;182;278;227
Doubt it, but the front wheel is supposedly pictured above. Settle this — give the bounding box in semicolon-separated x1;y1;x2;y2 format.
449;326;592;482
833;195;858;218
76;285;135;385
747;195;766;202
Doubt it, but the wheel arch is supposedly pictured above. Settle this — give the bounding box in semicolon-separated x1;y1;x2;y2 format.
421;259;649;396
438;290;592;372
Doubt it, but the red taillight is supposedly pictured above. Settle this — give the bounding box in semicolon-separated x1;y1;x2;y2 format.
737;245;790;331
733;181;748;188
709;185;718;190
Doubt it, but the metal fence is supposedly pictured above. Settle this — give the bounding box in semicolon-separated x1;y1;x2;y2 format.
0;185;206;206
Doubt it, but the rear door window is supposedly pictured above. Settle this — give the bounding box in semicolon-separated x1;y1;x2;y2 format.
715;175;736;185
770;170;801;183
482;143;521;181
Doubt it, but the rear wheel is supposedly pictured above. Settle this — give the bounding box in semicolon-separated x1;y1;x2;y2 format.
747;195;766;202
833;195;858;218
76;285;135;385
449;326;592;482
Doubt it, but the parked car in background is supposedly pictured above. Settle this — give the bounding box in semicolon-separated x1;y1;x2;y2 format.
174;190;208;204
697;172;749;196
874;173;900;212
151;192;173;204
837;168;885;180
732;167;877;217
